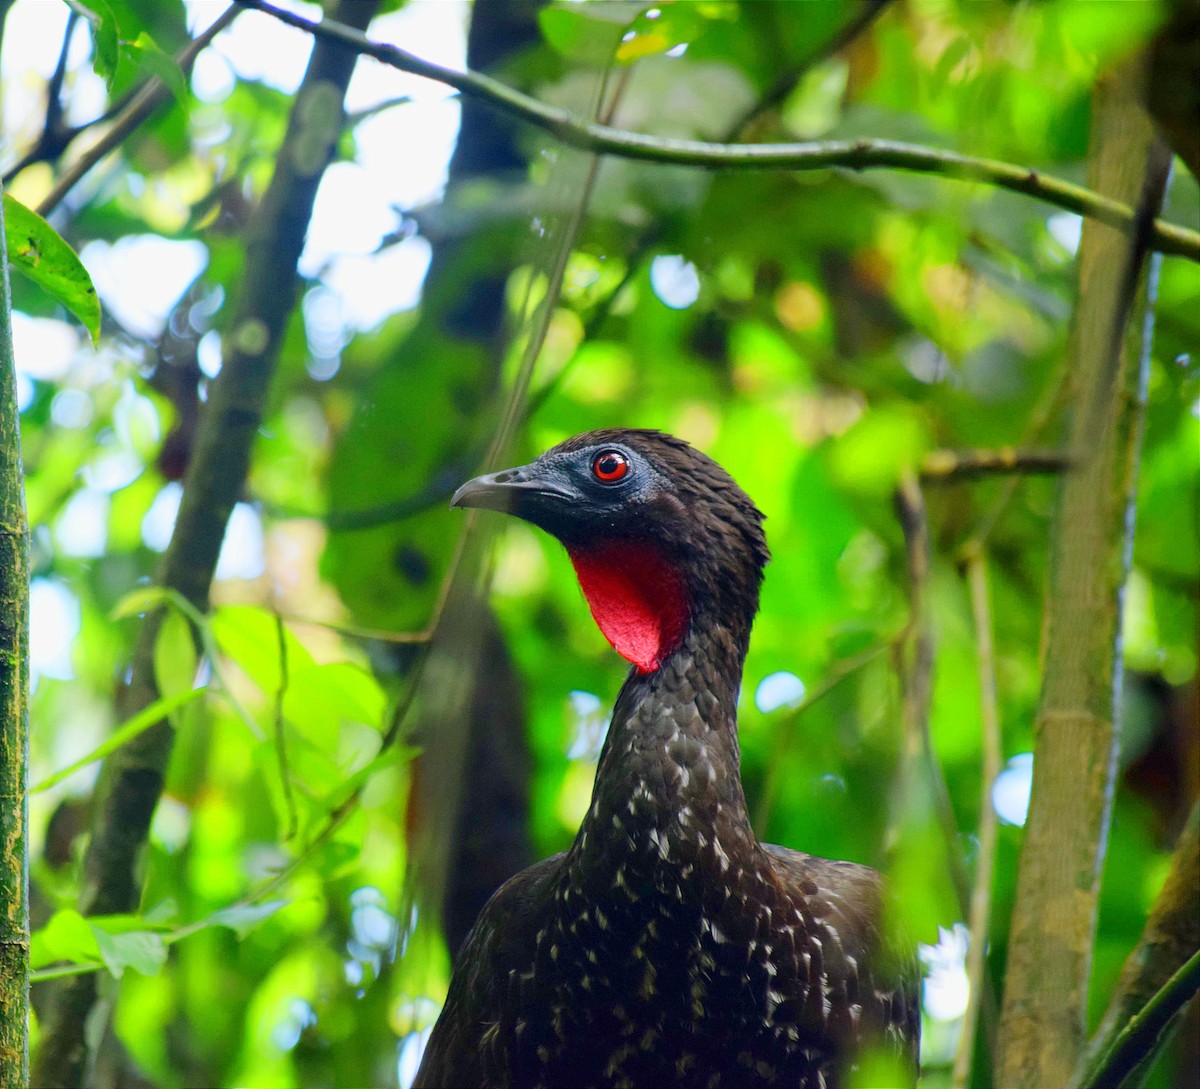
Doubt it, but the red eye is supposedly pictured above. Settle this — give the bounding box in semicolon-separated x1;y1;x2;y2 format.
592;450;629;483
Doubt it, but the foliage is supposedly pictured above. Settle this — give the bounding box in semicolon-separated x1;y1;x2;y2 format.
2;0;1197;1086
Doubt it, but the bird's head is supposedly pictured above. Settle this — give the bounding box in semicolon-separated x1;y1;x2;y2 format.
452;429;769;673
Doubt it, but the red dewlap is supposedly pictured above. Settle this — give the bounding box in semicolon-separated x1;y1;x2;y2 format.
567;542;690;673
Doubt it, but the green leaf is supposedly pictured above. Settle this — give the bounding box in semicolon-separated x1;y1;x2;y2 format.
70;0;120;85
3;194;102;345
110;584;172;620
154;607;198;702
91;926;168;978
124;31;188;104
31;910;101;970
538;4;629;64
206;899;287;938
31;687;207;794
87;912;170;934
307;839;361;878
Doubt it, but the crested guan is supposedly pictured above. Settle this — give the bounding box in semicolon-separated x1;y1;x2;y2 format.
416;429;920;1089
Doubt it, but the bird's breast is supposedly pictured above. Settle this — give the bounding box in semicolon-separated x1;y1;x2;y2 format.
485;851;854;1088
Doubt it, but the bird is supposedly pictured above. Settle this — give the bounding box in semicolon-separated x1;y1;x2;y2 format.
415;429;920;1089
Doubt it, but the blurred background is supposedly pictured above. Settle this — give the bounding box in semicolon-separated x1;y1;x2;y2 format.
3;0;1197;1086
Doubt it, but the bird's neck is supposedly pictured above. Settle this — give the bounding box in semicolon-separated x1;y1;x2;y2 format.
571;608;758;874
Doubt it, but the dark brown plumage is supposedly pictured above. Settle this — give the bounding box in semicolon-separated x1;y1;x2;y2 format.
417;430;919;1089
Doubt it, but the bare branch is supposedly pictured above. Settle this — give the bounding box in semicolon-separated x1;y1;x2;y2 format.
1084;949;1200;1089
235;0;1200;261
920;447;1069;483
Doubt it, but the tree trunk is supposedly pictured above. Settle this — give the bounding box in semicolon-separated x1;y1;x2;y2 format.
0;181;31;1089
996;58;1170;1087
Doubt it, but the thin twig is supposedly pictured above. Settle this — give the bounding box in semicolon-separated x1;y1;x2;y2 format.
1079;800;1200;1084
952;541;1003;1089
278;613;432;645
920;447;1069;483
753;640;891;837
320;34;636;527
188;579;445;928
320;449;484;531
891;473;971;916
488;55;630;466
728;0;894;136
1;10;77;182
272;613;297;841
525;6;840;421
967;368;1072;548
35;5;241;217
37;11;72;154
259;43;629;898
236;0;1200;262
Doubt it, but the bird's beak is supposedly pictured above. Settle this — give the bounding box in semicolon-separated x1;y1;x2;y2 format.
451;465;574;515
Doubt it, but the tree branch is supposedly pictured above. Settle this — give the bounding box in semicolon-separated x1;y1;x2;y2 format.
727;0;894;137
1084;949;1200;1089
995;58;1171;1087
1;10;77;182
235;0;1200;262
28;4;382;1084
920;447;1069;483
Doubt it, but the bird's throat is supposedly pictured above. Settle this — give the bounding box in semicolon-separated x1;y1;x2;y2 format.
567;542;689;674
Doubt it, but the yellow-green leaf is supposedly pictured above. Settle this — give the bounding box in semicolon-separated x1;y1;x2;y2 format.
126;31;188;104
110;585;173;621
31;910;101;970
154;608;199;702
615;29;672;63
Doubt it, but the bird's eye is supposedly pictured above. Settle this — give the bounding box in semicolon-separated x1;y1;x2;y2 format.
592;450;629;484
